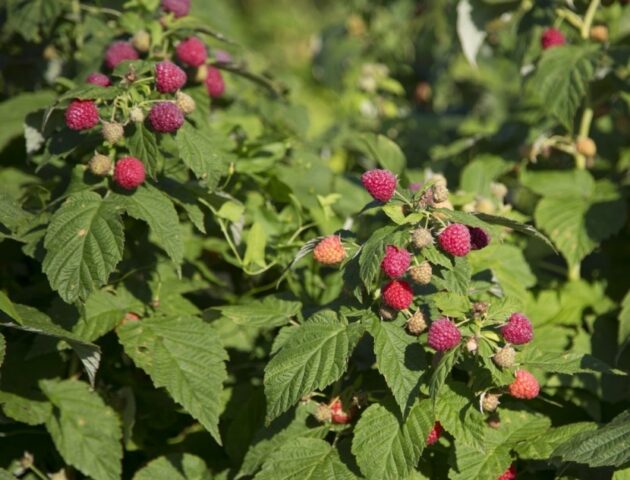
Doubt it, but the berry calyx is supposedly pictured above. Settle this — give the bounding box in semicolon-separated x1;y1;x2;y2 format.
330;398;352;424
176;36;208;67
411;227;433;249
482;393;501;413
406;310;427;335
148;102;185;133
509;370;540;399
427;318;461;351
161;0;191;18
501;313;533;345
113;157;146;190
497;464;517;480
65;100;99;131
361;169;397;202
426;422;443;446
382;280;414;310
541;28;565;50
438;224;471;257
155;61;187;93
102;121;124;144
409;261;432;285
493;346;515;369
105;41;139;69
88;154;112;177
469;227;491;250
313;236;346;265
175;91;196;114
381;245;411;278
205;66;226;98
86;72;111;87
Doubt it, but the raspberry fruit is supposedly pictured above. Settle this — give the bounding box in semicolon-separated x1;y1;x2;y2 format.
104;41;139;69
469;227;491;250
313;236;346;265
129;107;145;123
426;422;443;446
65;100;99;131
102;121;124;144
433;184;449;203
406;310;427;335
409;261;432;285
330;399;352;424
361;169;397;202
428;318;461;351
411;228;433;249
313;403;332;423
493;346;515;369
498;464;517;480
438;224;471;257
113;157;146;190
509;370;539;399
88;154;112;177
148;102;185;133
541;28;565;50
501;313;533;345
482;393;501;413
161;0;191;18
590;25;608;43
466;336;478;353
175;91;196;114
176;37;208;67
575;137;597;157
473;302;489;316
86;72;111;87
155;61;187;93
382;280;413;310
132;30;151;53
205;66;226;98
381;245;411;278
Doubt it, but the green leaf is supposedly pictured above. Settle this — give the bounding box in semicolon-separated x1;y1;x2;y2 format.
429;348;461;404
117;314;228;444
432;292;471;318
176;122;227;191
57;85;123;103
255;437;355;480
73;290;130;342
0;192;34;237
0;91;55;151
359;225;407;290
127;123;163;178
552;410;630;467
244;222;267;268
111;184;183;269
460;155;509;198
0;390;52;426
5;0;66;41
40;379;122;480
436;382;485;451
0;332;4;369
214;295;301;328
516;422;598;460
264;311;351;422
521;169;595;197
43;191;124;303
352;134;406;174
368;318;426;416
474;212;555;251
351;400;434;480
519;347;624;375
620;291;630;346
437;257;471;296
530;45;598;131
133;454;211;480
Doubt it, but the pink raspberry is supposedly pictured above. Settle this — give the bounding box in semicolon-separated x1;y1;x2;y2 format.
104;41;139;69
497;464;517;480
161;0;191;17
381;245;411;278
426;422;443;446
501;313;533;345
509;370;540;399
155;61;187;93
541;28;565;50
205;66;226;98
176;37;208;67
382;280;413;310
313;236;346;265
65;100;99;131
148;102;185;133
438;224;471;257
86;72;111;87
428;318;461;351
361;169;397;202
469;227;490;250
215;49;232;64
113;157;146;190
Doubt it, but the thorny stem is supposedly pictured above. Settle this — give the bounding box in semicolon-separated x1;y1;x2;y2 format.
29;465;49;480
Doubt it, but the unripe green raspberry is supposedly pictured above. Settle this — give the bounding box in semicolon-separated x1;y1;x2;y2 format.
406;310;427;335
411;228;433;249
175;91;196;114
482;393;501;412
493;345;515;369
102;121;124;144
409;261;432;285
466;336;478;353
129;107;145;123
132;30;151;53
88;154;112;176
433;184;449;203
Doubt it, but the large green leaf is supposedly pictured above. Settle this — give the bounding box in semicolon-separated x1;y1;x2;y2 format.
0;333;4;369
351;134;406;175
436;382;485;451
0;91;55;151
264;311;351;422
351;400;434;480
519;347;624;375
516;422;598;460
213;295;302;328
368;318;426;416
43;191;124;303
117;314;228;444
133;454;211;480
0;390;52;426
460;155;509;198
255;437;355;480
127;123;163;178
176;122;228;191
40;379;122;480
73;290;131;342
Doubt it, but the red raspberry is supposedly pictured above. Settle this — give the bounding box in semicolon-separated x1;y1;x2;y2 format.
427;318;461;351
469;227;490;250
438;224;471;257
65;100;99;131
205;66;226;98
113;157;146;190
176;37;208;67
426;422;443;446
86;72;111;87
497;464;517;480
541;28;565;50
313;236;346;265
381;245;411;278
161;0;191;18
104;41;139;69
382;280;413;310
501;313;533;345
361;169;397;202
148;102;185;133
508;370;539;399
330;399;352;424
155;61;187;93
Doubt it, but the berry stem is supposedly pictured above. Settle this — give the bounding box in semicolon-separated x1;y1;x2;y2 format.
28;464;49;480
394;189;412;207
568;263;581;281
580;0;600;39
